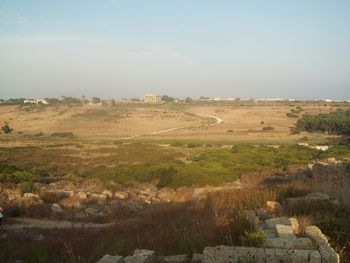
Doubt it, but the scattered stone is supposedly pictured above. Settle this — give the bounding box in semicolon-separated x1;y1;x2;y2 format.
124;249;155;263
50;203;63;213
75;212;88;219
305;192;330;201
76;192;88;200
275;224;296;239
262;228;277;238
114;191;129;200
34;234;44;241
23;193;40;199
97;254;124;263
203;246;265;263
103;190;113;198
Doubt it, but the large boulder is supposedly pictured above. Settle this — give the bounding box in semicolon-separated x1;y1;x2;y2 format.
124;249;155;263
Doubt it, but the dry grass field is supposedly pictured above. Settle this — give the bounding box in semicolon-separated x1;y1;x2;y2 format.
0;101;345;144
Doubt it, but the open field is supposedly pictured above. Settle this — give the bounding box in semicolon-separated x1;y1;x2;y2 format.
1;101;350;262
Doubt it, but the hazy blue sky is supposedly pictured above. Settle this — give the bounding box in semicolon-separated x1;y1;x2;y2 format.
1;0;350;99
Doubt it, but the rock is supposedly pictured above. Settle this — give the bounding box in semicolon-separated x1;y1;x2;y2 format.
50;203;63;213
255;209;270;221
305;192;330;201
289;217;299;234
244;210;259;226
266;201;282;212
275;224;296;239
23;193;40;199
263;238;314;250
162;254;188;262
124;249;154;263
305;226;328;246
157;187;176;202
114;191;129;200
103;190;113;198
319;244;340;263
97;254;124;263
191;253;203;262
309;251;322;263
262;229;277;238
1;233;8;240
265;217;291;229
76;192;88;200
89;193;107;203
265;248;311;263
203;246;265;263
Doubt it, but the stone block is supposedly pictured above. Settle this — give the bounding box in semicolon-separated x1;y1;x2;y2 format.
203;246;265;263
97;254;124;263
289;217;299;234
265;217;291;228
276;224;297;239
319;244;339;263
305;226;328;246
309;251;322;263
263;238;314;250
266;201;282;212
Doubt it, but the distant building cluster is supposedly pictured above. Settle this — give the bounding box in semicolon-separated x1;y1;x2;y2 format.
24;99;48;105
144;94;161;103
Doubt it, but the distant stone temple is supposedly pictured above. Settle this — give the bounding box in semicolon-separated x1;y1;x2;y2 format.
144;94;161;103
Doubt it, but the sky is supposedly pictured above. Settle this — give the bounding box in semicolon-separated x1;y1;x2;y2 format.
0;0;350;100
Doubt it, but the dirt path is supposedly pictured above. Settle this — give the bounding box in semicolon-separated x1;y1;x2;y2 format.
121;113;224;140
2;218;114;230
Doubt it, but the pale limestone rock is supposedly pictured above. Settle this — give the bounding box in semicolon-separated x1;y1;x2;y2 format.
309;251;322;263
262;228;277;238
97;254;124;263
319;244;339;263
61;190;74;198
275;224;297;239
76;192;88;200
265;217;291;228
305;226;328;246
114;191;129;200
289;217;299;234
162;254;188;262
102;190;113;198
50;203;63;213
124;249;155;263
23;193;40;199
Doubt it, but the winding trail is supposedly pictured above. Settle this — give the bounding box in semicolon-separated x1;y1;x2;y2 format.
121;113;223;140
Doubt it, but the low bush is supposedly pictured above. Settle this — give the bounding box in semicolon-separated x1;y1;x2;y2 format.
240;230;264;247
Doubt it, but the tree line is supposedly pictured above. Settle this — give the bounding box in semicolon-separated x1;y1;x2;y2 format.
295;109;350;135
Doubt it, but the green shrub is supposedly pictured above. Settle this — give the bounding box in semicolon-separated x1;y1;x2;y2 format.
240;230;264;247
50;132;75;138
262;126;274;131
20;181;38;194
286;112;298;118
1;121;13;134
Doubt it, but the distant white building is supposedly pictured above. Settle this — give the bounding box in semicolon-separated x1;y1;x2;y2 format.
24;99;48;105
144;94;161;103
